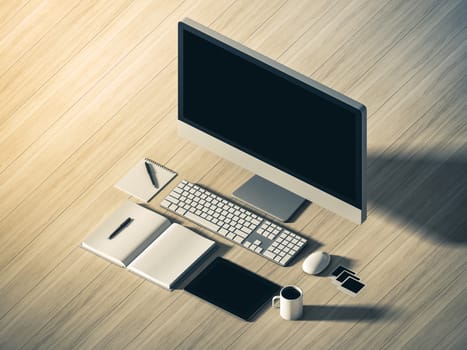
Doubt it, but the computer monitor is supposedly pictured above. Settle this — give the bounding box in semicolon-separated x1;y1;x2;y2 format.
178;18;367;224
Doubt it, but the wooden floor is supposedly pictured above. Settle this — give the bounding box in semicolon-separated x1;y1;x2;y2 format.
0;0;466;349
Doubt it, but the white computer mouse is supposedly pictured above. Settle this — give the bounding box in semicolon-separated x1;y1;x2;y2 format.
302;251;331;275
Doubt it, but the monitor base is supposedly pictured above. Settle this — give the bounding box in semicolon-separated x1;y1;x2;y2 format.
232;175;305;222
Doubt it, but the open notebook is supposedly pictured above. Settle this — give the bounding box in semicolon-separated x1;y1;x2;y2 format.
81;200;215;290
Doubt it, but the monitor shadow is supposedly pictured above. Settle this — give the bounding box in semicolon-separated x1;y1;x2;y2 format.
367;149;466;244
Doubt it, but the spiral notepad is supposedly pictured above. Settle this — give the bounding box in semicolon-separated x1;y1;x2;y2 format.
115;158;177;202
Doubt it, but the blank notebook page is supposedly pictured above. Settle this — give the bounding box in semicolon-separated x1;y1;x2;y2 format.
127;224;215;290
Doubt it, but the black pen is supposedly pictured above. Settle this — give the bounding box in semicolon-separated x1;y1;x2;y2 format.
108;217;133;240
145;161;158;188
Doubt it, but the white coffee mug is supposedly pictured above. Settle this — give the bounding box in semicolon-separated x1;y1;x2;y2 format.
272;285;303;320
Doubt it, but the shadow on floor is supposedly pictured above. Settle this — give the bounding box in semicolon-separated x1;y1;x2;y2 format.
319;255;355;277
367;149;466;244
302;305;394;321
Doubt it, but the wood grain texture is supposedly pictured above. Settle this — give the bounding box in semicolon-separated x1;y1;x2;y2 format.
0;0;465;349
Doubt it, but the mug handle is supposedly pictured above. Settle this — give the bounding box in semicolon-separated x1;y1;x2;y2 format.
272;296;280;308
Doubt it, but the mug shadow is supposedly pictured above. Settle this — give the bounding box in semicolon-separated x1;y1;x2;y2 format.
301;305;393;321
368;150;466;244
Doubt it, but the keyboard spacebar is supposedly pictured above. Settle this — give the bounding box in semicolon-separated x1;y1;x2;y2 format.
185;212;220;232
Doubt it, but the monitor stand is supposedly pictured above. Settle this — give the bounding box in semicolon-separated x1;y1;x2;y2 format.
232;175;305;222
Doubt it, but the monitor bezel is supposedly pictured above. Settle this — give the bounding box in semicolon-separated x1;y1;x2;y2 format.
178;18;366;224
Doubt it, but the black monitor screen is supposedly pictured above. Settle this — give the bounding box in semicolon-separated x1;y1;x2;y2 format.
179;23;363;208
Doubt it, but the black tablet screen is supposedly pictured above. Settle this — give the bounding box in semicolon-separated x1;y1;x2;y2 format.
185;257;281;321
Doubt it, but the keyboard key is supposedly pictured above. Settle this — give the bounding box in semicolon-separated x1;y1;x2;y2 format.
241;226;252;234
219;228;228;236
264;251;276;260
280;255;292;265
185;211;220;232
235;229;248;238
233;236;244;244
165;196;179;204
160;200;171;208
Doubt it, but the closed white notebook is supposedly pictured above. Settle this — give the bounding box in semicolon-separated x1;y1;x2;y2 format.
127;224;216;290
81;201;171;267
115;158;177;202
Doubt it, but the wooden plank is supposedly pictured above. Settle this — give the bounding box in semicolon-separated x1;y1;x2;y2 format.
0;1;30;25
433;316;467;350
0;0;133;126
279;0;387;75
0;1;81;77
350;0;466;110
392;272;466;349
0;0;175;172
312;0;446;94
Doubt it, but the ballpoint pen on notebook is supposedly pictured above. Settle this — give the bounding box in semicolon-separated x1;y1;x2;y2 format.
115;158;176;202
145;161;158;188
108;217;134;240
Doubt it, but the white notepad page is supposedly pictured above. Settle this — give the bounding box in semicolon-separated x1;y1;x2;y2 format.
115;158;177;202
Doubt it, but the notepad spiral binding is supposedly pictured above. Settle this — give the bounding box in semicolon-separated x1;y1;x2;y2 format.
144;158;177;175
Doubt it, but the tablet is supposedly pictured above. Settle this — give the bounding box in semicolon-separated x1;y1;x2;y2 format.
185;257;281;321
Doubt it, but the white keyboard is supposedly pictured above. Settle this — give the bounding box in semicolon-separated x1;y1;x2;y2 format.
161;180;307;266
